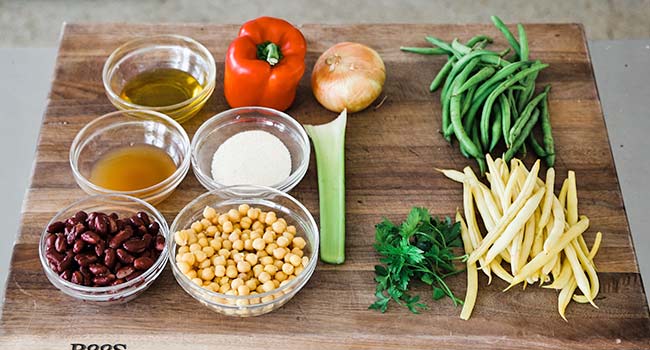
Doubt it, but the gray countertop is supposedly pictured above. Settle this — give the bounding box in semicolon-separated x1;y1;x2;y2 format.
0;40;649;307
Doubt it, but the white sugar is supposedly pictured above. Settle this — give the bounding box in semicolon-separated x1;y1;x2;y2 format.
211;130;292;187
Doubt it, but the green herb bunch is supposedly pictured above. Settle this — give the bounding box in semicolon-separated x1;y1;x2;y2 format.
370;207;465;314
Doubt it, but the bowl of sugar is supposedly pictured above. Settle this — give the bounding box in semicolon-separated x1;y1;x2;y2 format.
191;107;310;193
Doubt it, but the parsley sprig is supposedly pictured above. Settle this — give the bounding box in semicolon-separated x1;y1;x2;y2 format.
369;207;465;314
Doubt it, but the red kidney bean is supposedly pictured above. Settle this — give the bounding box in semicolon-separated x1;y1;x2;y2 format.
89;263;109;276
103;248;116;268
95;240;106;257
129;216;144;228
54;233;67;253
108;227;133;249
154;235;165;251
136;212;150;226
108;216;118;234
60;270;72;281
74;211;88;223
59;252;74;271
148;222;160;235
81;231;100;245
116;265;136;279
116;248;134;264
47;221;65;234
111;278;125;286
65;217;80;227
133;256;154;270
125;270;143;281
122;238;147;254
71;271;84;285
72;239;85;254
74;253;97;267
45;234;56;252
109;212;118;220
93;274;116;286
46;251;63;265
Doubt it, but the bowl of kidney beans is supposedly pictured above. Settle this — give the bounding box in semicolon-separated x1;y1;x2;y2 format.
39;194;169;303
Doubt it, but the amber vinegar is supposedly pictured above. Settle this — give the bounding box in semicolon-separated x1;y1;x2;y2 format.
89;144;177;191
119;68;203;107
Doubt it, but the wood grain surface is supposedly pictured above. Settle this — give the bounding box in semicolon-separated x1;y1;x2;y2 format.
1;23;649;349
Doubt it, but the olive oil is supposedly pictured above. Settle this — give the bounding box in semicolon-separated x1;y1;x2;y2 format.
119;68;203;107
89;144;177;191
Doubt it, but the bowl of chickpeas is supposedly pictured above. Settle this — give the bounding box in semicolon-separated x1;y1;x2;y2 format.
168;185;319;316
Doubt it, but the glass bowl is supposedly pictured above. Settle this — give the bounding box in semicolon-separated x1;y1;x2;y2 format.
102;34;216;124
39;194;169;304
169;185;319;317
69;109;191;205
191;107;310;193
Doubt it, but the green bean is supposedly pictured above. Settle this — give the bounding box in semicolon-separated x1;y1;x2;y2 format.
499;94;511;148
490;101;503;151
450;93;482;159
479;63;549;149
528;129;547;157
473;61;530;101
479;55;511;67
490;16;521;59
504;108;540;162
466;35;493;48
441;93;451;141
471;119;483;155
517;24;528;61
459;142;471;159
517;61;540;112
455;66;496;96
508;89;519;121
443;50;501;102
451;39;472;55
540;88;555;166
509;86;550;144
445;58;481;139
476;157;487;175
462;86;476;116
430;56;457;92
400;46;449;55
425;36;462;58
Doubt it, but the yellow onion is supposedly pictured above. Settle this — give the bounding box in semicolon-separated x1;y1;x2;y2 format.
311;42;386;113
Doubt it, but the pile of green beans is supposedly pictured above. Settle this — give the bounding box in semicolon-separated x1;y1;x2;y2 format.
401;16;556;173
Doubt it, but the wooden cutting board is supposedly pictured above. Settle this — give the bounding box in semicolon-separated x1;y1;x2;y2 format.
1;23;649;349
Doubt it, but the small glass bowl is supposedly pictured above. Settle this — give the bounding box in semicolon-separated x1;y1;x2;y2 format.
39;194;169;304
69;109;191;205
169;186;319;317
102;34;216;124
191;107;310;193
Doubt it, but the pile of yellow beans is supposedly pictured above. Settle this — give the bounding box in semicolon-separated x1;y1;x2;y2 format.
173;204;309;304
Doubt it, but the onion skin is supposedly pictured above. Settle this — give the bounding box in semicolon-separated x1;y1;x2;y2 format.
311;42;386;113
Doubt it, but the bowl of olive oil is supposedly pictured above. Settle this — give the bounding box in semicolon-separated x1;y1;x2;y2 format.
103;35;216;124
70;110;191;204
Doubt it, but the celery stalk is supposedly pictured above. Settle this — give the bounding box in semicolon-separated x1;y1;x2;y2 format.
304;110;347;264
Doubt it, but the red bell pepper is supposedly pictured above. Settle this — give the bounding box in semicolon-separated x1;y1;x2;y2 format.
224;17;307;111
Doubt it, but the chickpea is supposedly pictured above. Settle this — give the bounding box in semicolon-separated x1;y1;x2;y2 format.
291;247;304;258
222;239;233;250
245;278;258;290
262;231;275;244
252;221;264;231
257;212;267;224
186;230;198;244
294;266;304;276
262;280;275;292
208;282;220;291
218;214;229;225
237;284;251;296
276;236;290;248
198;237;209;248
177;261;191;274
273;259;284;269
237;261;251;273
219;284;230;293
219;276;230;286
227;231;239;243
233;239;244;251
280;280;290;287
174;231;188;245
289;254;302;267
226;259;236;266
282;263;295;275
275;271;287;282
206;225;219;237
252;264;264;277
185;270;197;279
178;245;190;254
287;225;297;234
218;248;231;258
272;280;280;288
256;285;266;294
264;264;278;275
272;221;286;234
265;243;278;255
199;259;211;269
200;219;212;230
189;243;201;252
250;231;261;240
247;208;259;220
214;265;226;277
226;265;238;278
222;221;234;234
292;237;307;250
194;250;208;263
203;206;217;219
273;247;287;260
240;216;252;229
227;209;241;222
201;267;215;281
231;278;244;290
201;246;214;258
258;271;272;283
260;256;274;266
245;253;258;266
256;250;268;258
252;238;266;251
244;239;253;251
232;252;244;263
302;256;309;266
282;231;294;241
181;252;195;265
191;277;203;286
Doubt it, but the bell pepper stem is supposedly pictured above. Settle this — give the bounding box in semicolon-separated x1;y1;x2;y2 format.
258;42;281;66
